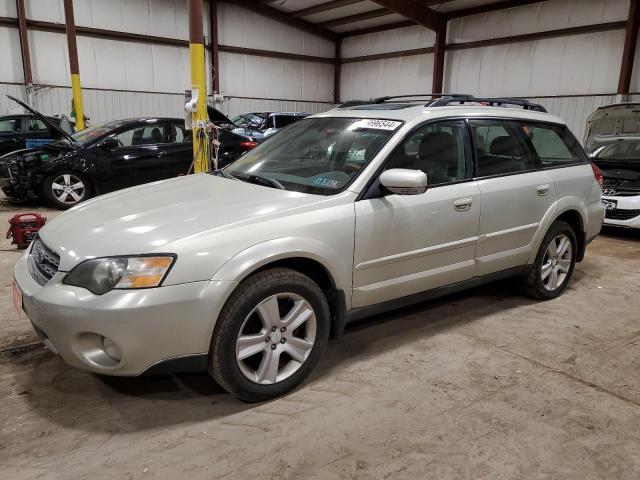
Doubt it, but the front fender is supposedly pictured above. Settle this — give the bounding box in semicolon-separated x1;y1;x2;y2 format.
211;236;353;307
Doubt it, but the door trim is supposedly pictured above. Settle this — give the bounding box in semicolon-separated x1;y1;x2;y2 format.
354;236;478;271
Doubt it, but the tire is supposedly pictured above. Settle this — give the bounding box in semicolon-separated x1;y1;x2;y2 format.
42;171;91;209
209;268;330;402
522;220;577;300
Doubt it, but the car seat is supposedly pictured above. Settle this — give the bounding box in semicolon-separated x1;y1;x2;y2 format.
417;131;458;184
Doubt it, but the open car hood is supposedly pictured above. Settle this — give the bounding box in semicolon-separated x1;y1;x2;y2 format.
7;95;75;143
584;103;640;152
207;105;234;127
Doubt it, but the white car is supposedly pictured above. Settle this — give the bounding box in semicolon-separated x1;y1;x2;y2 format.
590;141;640;228
14;95;604;401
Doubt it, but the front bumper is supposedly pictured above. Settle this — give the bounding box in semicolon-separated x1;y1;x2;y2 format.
14;254;237;376
602;194;640;229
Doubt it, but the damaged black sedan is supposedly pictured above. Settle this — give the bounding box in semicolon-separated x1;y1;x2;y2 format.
0;96;256;209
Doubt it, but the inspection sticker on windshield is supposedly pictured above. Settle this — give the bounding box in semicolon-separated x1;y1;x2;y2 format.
353;119;402;131
313;178;342;188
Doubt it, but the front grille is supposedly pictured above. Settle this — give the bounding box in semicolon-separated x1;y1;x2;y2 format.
28;237;60;285
605;209;640;221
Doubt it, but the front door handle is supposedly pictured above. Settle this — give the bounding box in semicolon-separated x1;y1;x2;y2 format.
536;184;550;196
453;197;473;212
154;150;167;157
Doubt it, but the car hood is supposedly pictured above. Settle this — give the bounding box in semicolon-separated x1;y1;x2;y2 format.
584;103;640;152
38;174;336;271
7;95;75;143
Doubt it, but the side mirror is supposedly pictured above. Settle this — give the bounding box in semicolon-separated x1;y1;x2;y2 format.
98;137;119;150
379;168;427;195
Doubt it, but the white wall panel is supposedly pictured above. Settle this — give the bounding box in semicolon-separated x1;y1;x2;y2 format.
448;0;628;43
342;25;436;58
532;94;625;140
0;0;17;17
27;30;70;86
217;98;333;119
341;54;434;100
217;2;334;58
445;30;625;97
219;52;334;102
0;27;24;83
0;84;28;115
25;0;201;40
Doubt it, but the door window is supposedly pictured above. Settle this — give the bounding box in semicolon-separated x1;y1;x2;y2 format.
0;118;21;133
168;122;191;143
519;123;586;166
470;120;537;176
113;124;165;146
28;119;49;132
385;120;472;185
273;115;299;129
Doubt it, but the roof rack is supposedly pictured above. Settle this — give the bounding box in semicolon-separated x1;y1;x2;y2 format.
337;94;547;113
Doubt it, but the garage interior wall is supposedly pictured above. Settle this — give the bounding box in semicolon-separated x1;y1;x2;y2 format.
340;0;635;138
2;0;640;139
0;0;335;122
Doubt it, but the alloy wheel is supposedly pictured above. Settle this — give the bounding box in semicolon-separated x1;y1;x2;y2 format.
236;292;317;385
541;234;572;291
51;174;85;205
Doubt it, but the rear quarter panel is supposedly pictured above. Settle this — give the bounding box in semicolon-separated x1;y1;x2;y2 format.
527;164;603;263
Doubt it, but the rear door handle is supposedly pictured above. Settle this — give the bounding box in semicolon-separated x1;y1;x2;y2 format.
154;150;167;157
453;197;473;212
536;184;550;196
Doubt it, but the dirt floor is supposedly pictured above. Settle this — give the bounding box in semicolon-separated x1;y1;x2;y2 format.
1;196;639;479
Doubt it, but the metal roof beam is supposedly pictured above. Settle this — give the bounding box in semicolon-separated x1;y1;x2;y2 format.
371;0;446;31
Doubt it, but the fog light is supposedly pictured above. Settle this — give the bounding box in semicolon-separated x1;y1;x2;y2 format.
102;337;122;362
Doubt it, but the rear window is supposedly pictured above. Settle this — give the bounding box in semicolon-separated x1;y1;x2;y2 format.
520;123;586;166
0;118;20;133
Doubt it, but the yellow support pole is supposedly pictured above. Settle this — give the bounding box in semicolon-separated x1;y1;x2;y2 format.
188;0;208;173
63;0;85;130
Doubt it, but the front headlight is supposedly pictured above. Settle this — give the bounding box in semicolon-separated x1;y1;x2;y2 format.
63;255;176;295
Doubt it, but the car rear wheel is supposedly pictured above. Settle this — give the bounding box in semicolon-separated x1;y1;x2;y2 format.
209;268;330;402
43;172;91;209
523;220;577;300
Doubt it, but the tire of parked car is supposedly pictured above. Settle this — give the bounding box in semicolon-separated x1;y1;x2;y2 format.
209;268;330;402
523;220;577;300
42;171;91;210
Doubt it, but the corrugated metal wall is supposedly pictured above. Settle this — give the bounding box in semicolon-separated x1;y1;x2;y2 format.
0;0;335;122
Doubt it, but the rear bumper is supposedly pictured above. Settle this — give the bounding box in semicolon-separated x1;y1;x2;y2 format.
14;254;238;376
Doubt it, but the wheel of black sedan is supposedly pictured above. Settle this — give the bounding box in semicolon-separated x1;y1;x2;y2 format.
42;171;91;209
209;268;330;402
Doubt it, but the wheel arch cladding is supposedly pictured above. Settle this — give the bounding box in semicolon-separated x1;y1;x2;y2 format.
554;209;586;262
216;252;347;340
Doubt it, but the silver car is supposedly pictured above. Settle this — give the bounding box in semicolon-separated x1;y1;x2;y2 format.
14;96;604;401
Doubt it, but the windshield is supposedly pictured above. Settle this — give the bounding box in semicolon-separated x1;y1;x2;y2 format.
70;120;128;144
224;117;402;195
597;141;640;160
232;113;266;129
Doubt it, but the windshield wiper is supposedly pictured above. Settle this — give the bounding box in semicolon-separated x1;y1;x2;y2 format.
234;173;285;190
211;169;237;180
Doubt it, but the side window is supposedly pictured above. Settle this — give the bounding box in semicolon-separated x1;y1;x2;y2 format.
274;115;298;129
113;124;165;147
386;120;472;185
470;120;537;177
520;123;586;166
168;122;191;143
0;118;21;133
28;119;49;132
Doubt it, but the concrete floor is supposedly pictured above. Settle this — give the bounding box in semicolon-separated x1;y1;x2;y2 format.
1;196;639;479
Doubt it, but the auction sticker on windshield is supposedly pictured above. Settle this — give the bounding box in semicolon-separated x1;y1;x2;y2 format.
352;119;402;131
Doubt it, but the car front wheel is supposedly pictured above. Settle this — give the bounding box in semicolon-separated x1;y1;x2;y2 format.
523;220;577;300
43;172;91;209
209;268;330;402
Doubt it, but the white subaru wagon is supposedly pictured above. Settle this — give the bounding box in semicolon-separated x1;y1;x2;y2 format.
14;95;604;401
